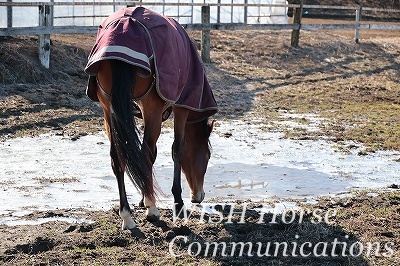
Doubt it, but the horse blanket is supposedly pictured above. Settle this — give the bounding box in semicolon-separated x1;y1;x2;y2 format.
84;7;217;122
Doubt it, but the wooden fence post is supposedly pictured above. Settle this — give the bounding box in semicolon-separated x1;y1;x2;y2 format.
355;5;362;43
291;1;303;47
217;0;221;24
38;4;52;68
201;6;211;63
7;0;12;28
244;0;248;24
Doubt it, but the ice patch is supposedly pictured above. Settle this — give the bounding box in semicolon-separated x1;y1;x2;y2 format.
1;120;399;225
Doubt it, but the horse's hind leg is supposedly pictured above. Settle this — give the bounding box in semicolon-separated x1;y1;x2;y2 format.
171;107;189;213
139;92;164;221
110;141;136;229
97;61;136;229
103;117;136;229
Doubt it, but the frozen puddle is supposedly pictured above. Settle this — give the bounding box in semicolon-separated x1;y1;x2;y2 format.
1;120;400;225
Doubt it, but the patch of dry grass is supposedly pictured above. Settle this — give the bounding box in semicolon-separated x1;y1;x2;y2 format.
197;29;400;151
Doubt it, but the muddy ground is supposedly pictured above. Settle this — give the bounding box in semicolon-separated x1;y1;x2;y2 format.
1;194;400;265
1;9;400;266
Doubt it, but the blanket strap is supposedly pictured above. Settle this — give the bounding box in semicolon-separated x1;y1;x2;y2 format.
95;75;155;103
95;75;159;120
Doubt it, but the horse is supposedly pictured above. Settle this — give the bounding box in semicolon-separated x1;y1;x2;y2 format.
84;7;217;229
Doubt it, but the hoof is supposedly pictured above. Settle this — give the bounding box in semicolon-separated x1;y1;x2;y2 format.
120;209;136;230
146;214;160;222
173;203;187;219
145;206;160;222
122;220;136;230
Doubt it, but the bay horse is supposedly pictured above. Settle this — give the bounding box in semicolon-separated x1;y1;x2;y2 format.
84;7;217;229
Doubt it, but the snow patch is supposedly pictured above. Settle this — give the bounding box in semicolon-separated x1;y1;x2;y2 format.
1;120;399;225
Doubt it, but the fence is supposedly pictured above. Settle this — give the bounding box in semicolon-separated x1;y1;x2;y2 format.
1;0;293;27
1;1;400;68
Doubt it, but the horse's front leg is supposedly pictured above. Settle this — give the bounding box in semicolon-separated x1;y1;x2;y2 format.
110;142;136;229
171;108;190;214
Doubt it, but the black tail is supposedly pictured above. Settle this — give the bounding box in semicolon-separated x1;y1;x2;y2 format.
109;60;154;202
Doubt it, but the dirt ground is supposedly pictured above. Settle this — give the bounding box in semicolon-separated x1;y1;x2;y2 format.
1;193;400;266
1;11;400;266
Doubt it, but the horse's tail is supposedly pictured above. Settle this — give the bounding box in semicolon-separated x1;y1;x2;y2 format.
109;59;154;202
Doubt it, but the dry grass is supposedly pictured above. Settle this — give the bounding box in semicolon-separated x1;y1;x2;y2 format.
191;28;400;151
1;25;400;151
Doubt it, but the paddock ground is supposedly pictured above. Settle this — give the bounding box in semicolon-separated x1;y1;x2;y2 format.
0;23;400;265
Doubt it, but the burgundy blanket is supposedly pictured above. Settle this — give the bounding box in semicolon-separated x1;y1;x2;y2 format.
84;7;217;122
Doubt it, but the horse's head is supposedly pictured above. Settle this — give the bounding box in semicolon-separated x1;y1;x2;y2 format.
181;119;215;203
